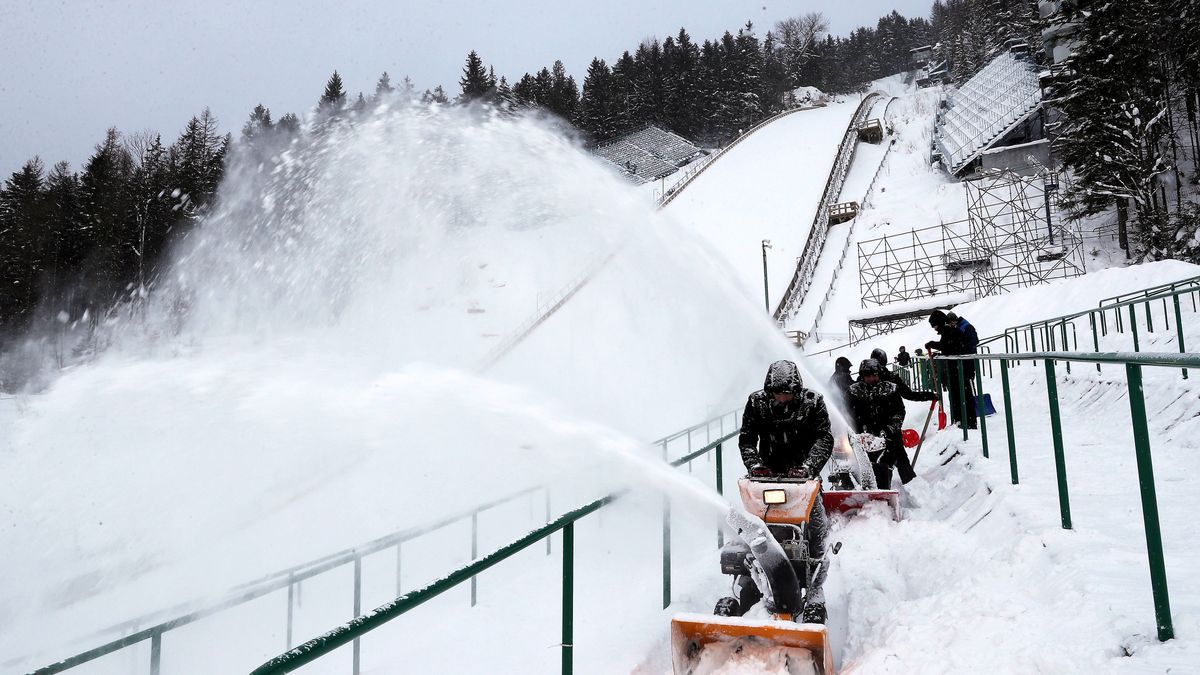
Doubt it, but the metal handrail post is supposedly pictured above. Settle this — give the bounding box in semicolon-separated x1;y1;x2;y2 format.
662;444;671;609
1090;312;1101;372
1044;359;1072;530
1125;364;1175;641
353;557;362;675
1130;305;1141;352
1173;295;1188;379
957;360;969;440
562;522;575;674
545;489;553;555
1000;359;1018;484
470;512;479;606
716;442;725;549
975;366;989;458
286;576;295;649
1061;319;1071;374
150;632;161;675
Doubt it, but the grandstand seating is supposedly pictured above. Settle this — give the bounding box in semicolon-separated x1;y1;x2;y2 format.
935;47;1043;175
592;126;706;183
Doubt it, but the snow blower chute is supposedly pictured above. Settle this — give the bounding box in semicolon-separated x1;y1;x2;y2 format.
671;478;835;674
822;433;901;520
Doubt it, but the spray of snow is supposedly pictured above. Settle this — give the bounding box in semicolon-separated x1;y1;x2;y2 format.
0;101;852;666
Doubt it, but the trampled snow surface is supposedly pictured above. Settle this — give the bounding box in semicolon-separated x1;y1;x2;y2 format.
4;81;1199;675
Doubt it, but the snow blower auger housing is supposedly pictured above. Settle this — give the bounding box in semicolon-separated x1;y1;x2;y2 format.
670;477;835;675
822;433;901;520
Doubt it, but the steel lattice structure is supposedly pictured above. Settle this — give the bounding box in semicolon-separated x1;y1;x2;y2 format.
855;169;1084;318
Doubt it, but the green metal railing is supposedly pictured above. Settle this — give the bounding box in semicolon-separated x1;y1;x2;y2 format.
29;409;740;675
1098;273;1200;310
251;411;743;674
27;485;547;675
1001;282;1200;378
933;350;1192;643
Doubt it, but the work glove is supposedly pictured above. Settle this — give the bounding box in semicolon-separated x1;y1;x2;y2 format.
788;466;811;480
749;464;773;477
920;391;939;402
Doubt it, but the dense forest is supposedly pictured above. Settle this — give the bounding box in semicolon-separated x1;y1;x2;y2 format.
1;0;1196;365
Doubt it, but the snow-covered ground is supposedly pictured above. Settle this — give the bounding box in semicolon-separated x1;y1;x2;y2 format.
664;98;862;312
5;75;1199;675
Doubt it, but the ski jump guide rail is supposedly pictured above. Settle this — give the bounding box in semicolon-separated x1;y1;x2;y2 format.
774;91;885;326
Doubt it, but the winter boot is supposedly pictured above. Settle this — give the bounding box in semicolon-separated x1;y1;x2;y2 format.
713;596;740;617
801;601;827;624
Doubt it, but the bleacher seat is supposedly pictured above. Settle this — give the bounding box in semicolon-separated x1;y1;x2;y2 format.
935;48;1042;175
591;126;706;182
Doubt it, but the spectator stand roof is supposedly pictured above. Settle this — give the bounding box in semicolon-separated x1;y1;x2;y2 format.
935;46;1043;176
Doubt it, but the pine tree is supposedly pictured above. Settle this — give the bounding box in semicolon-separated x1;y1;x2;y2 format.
496;76;519;111
512;73;540;108
0;158;47;327
459;50;495;103
173;109;227;220
547;60;580;121
79;128;135;298
630;40;665;126
610;52;638;134
579;58;616;141
374;71;394;101
662;29;702;136
319;71;347;114
43;161;84;310
1050;1;1173;256
276;113;301;135
422;86;449;105
242;104;274;141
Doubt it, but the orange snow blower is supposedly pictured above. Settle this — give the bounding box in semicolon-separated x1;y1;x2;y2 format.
822;434;901;520
670;477;836;674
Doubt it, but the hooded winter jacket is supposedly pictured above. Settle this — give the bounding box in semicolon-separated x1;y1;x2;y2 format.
847;379;906;440
739;361;834;476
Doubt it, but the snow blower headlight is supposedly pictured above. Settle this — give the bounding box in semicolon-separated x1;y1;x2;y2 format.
763;489;787;505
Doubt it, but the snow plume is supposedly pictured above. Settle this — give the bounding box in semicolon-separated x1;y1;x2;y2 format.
1;102;816;665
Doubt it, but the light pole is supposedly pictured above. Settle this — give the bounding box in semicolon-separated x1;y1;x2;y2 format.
761;239;772;314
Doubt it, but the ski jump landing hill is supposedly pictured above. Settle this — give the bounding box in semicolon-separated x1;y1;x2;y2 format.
666;96;877;318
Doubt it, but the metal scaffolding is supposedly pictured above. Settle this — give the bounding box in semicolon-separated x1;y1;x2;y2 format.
854;169;1084;333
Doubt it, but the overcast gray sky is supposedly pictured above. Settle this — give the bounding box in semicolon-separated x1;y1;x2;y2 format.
0;0;932;177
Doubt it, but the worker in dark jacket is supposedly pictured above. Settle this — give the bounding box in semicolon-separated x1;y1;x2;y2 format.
925;309;978;428
869;348;939;403
827;356;854;426
896;346;911;367
847;358;912;488
738;359;831;623
740;360;834;478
